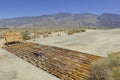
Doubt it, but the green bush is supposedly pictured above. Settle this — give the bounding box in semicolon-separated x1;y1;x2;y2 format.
22;30;30;40
89;53;120;80
81;29;86;32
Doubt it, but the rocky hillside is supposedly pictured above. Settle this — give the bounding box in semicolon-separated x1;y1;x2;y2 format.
0;13;120;28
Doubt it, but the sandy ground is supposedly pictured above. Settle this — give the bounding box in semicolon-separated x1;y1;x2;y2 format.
0;41;59;80
32;29;120;57
1;29;120;80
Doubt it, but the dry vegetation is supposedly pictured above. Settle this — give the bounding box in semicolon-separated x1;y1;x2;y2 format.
89;53;120;80
0;27;112;40
67;28;86;35
0;27;118;80
9;27;87;39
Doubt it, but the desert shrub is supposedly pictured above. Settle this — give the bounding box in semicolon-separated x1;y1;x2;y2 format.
0;33;4;39
22;30;30;40
34;32;40;38
81;29;86;32
43;33;49;38
76;30;81;33
89;53;120;80
57;34;61;36
67;30;74;35
67;29;86;35
47;31;52;34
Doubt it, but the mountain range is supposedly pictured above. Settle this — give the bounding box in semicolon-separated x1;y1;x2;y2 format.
0;13;120;28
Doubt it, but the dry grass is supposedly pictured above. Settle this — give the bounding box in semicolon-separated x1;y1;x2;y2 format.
0;56;2;60
43;33;49;38
89;53;120;80
67;29;86;35
67;30;74;35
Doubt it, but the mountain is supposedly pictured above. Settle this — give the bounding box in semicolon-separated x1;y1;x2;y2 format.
0;13;120;28
97;13;120;27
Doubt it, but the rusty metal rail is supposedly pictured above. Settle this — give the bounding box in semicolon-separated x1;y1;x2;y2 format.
2;42;102;80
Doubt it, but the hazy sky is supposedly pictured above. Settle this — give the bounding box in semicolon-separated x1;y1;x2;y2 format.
0;0;120;19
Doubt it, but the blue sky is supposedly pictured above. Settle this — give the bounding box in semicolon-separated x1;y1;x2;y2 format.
0;0;120;19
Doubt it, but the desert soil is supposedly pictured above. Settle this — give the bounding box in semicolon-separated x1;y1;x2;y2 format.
32;29;120;57
1;29;120;80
